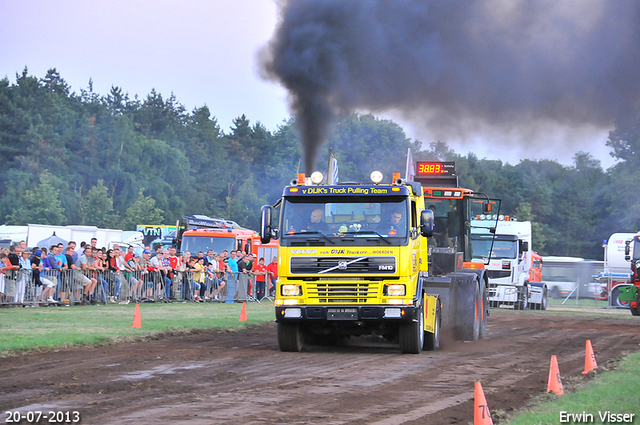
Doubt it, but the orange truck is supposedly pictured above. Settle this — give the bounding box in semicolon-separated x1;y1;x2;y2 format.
176;215;278;262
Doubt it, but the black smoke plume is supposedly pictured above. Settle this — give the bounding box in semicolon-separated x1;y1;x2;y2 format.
260;0;640;171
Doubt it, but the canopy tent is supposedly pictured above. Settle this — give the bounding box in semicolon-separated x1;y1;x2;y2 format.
36;232;68;249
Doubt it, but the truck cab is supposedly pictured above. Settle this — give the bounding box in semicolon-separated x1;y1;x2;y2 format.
471;220;547;310
261;171;438;353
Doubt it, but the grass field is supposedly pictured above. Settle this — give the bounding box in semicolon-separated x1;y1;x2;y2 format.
0;301;275;353
504;352;640;425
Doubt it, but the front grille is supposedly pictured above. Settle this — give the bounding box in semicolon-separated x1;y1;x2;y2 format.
307;282;380;303
487;270;511;279
290;256;396;274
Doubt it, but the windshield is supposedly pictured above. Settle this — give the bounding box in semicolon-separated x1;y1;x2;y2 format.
471;236;517;260
633;237;640;261
181;235;235;255
280;196;409;246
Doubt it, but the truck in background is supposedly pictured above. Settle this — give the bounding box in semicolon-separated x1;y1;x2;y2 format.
542;256;602;300
595;233;637;308
471;220;546;310
623;232;640;315
175;215;278;261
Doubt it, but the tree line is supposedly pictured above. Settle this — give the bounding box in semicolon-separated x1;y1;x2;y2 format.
1;68;639;259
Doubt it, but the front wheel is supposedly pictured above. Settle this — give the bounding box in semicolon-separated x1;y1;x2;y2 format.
399;298;424;354
277;322;304;352
515;285;529;310
423;302;440;351
611;287;630;309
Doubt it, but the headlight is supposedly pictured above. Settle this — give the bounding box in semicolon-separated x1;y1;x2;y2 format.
385;284;406;296
282;284;302;296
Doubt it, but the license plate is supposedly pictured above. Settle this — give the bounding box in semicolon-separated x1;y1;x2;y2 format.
327;308;357;320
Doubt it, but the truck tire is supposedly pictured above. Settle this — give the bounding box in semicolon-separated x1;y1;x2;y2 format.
456;280;480;342
611;287;630;309
399;298;424;354
277;322;303;352
541;287;548;310
479;278;488;339
631;294;640;316
423;301;440;351
515;285;529;310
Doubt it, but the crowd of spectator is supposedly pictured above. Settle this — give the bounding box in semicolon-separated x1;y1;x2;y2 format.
0;239;278;307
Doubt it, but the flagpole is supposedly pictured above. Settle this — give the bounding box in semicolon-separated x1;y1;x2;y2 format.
328;147;332;184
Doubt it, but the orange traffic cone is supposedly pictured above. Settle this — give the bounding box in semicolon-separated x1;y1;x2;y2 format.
132;304;142;328
582;339;598;375
239;302;247;322
474;382;493;425
547;355;564;395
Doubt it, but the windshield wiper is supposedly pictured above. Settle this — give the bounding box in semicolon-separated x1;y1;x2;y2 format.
287;230;335;244
343;230;392;244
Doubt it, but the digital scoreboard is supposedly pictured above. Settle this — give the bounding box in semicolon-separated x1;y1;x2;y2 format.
415;161;456;177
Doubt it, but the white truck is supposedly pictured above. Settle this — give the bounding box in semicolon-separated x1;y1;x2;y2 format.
471;220;546;310
595;232;637;308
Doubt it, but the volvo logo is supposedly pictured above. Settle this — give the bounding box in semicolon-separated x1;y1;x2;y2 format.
338;261;348;270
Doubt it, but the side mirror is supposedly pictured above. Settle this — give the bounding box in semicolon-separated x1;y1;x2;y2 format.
625;240;631;261
483;201;492;214
520;241;529;252
260;205;272;244
420;209;434;238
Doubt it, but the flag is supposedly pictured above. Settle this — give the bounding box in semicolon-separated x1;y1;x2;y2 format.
405;148;415;181
328;152;339;185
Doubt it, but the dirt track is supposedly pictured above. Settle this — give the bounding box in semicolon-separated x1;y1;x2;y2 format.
1;309;639;425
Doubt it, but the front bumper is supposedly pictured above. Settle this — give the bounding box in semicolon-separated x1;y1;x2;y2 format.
275;305;418;323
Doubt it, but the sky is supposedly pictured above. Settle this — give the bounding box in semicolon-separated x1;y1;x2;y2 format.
1;0;619;169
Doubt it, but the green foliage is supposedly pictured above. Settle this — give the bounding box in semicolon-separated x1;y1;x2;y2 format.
5;171;66;225
121;189;164;230
82;180;116;228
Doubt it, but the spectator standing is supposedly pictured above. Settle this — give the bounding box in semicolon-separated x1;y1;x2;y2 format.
91;249;109;303
138;250;154;300
31;250;57;304
266;256;278;297
5;245;20;301
16;249;31;304
67;246;97;304
67;241;79;264
150;251;171;301
226;250;238;303
0;253;9;303
205;249;215;265
253;257;267;301
124;245;135;262
168;247;181;299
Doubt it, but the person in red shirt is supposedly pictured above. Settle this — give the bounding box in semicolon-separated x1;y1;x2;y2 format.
266;256;278;297
253;257;268;300
124;245;135;262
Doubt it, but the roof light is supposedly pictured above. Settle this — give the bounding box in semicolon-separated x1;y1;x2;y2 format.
310;171;323;184
370;171;383;184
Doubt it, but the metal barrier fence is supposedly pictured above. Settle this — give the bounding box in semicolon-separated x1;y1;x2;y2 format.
0;269;272;307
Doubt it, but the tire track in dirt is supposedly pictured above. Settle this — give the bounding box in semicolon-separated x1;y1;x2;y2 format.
1;310;638;424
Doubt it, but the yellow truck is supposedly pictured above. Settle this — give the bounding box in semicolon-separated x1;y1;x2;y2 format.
260;163;499;353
